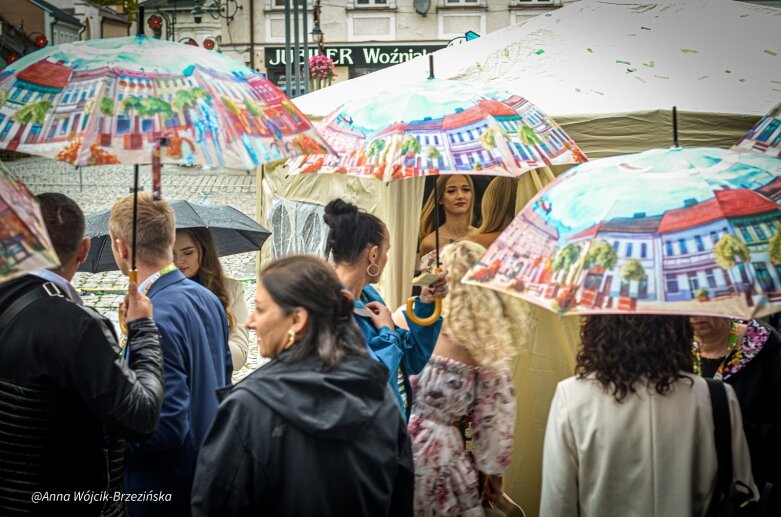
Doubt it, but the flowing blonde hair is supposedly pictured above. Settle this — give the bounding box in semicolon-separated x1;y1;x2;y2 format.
477;177;517;234
440;241;529;368
177;228;235;333
418;175;475;246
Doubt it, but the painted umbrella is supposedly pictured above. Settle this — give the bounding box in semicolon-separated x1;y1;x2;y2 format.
0;35;332;170
287;72;586;325
463;146;781;319
0;162;59;284
286;77;586;182
732;102;781;159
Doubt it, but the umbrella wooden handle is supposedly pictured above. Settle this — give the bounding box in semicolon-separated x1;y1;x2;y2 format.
405;296;442;327
118;269;138;336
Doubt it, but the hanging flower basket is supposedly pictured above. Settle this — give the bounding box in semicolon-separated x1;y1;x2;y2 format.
308;54;336;91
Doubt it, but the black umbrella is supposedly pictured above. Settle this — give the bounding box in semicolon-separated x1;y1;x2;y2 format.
79;200;270;274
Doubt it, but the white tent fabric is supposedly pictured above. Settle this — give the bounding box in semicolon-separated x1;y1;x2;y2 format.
260;3;781;514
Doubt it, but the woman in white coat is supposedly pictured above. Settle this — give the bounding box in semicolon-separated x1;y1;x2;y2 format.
540;314;756;517
174;228;249;371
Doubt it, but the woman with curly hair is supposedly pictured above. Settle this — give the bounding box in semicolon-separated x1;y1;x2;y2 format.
174;228;249;371
540;315;756;517
405;241;528;516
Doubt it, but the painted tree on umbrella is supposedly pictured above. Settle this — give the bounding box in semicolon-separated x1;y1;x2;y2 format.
0;36;332;169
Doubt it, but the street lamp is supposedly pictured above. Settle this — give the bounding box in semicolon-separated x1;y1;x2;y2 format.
310;0;324;54
191;0;242;25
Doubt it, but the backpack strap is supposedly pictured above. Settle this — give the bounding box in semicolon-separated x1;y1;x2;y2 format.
706;378;733;509
0;281;64;336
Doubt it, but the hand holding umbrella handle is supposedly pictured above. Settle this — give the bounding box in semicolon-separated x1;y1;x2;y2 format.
118;269;138;336
405;267;443;327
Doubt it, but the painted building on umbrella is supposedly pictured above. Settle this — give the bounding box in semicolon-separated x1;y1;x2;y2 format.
0;59;71;150
733;103;781;158
657;198;734;302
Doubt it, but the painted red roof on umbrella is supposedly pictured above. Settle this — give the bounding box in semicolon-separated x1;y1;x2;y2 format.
442;105;486;130
570;223;603;241
659;188;777;233
17;59;73;89
377;122;408;137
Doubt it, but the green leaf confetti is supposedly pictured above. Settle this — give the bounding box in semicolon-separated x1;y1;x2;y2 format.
765;50;778;57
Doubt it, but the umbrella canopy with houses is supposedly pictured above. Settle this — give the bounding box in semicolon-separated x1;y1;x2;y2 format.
287;78;586;182
0;162;59;284
0;35;332;170
465;146;781;319
733;102;781;159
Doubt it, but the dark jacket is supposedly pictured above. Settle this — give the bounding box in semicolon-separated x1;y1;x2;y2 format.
0;275;164;516
721;320;781;502
191;349;414;517
123;268;230;517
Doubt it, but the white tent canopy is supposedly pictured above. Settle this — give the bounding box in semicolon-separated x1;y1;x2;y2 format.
295;0;781;157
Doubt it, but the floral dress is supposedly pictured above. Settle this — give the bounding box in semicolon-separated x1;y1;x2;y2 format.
408;355;516;517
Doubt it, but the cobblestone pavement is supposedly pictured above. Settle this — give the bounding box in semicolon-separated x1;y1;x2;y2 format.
7;157;265;382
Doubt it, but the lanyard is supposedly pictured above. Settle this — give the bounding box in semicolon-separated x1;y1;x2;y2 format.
138;263;178;296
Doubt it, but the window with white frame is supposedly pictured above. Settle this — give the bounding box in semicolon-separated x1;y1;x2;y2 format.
438;0;486;7
511;0;558;5
269;0;307;9
437;11;485;40
347;0;396;11
347;12;396;41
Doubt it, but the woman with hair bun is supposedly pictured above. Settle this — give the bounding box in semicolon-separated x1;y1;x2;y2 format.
406;241;527;516
323;198;448;420
540;315;756;517
192;255;413;516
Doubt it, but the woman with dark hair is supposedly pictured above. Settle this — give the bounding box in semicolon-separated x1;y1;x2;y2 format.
540;315;756;517
324;199;447;420
174;228;249;371
191;255;413;516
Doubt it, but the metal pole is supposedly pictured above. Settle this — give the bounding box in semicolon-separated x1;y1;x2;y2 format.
131;164;139;274
284;0;292;97
137;6;144;35
672;106;679;147
303;0;309;94
249;0;256;69
293;0;301;97
433;179;440;268
172;0;177;41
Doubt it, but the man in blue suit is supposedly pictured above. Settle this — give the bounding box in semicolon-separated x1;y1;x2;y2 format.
109;192;231;517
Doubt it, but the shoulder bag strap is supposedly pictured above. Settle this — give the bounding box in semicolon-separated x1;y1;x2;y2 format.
706;378;733;506
0;281;63;336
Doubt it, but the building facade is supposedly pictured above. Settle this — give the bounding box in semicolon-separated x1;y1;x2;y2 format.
209;0;567;93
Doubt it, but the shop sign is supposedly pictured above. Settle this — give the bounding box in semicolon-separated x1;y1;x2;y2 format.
265;44;446;68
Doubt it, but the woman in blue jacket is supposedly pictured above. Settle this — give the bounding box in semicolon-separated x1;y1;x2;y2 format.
324;199;448;420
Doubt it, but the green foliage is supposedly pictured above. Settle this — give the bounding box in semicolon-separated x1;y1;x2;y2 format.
480;128;496;150
714;233;750;269
621;258;646;281
141;97;173;120
401;135;422;155
769;229;781;265
519;124;543;146
243;99;262;117
367;138;386;159
13;100;53;125
553;243;582;273
584;240;618;270
99;97;114;116
221;97;240;115
426;145;441;161
0;89;8;107
121;95;143;116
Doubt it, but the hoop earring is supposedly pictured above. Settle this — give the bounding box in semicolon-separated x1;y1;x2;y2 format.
286;328;296;349
367;263;380;278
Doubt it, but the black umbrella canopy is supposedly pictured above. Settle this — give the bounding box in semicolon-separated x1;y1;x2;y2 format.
79;200;270;274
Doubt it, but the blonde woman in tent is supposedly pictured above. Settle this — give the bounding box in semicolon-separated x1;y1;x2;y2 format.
403;241;528;516
417;175;476;271
467;176;518;249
